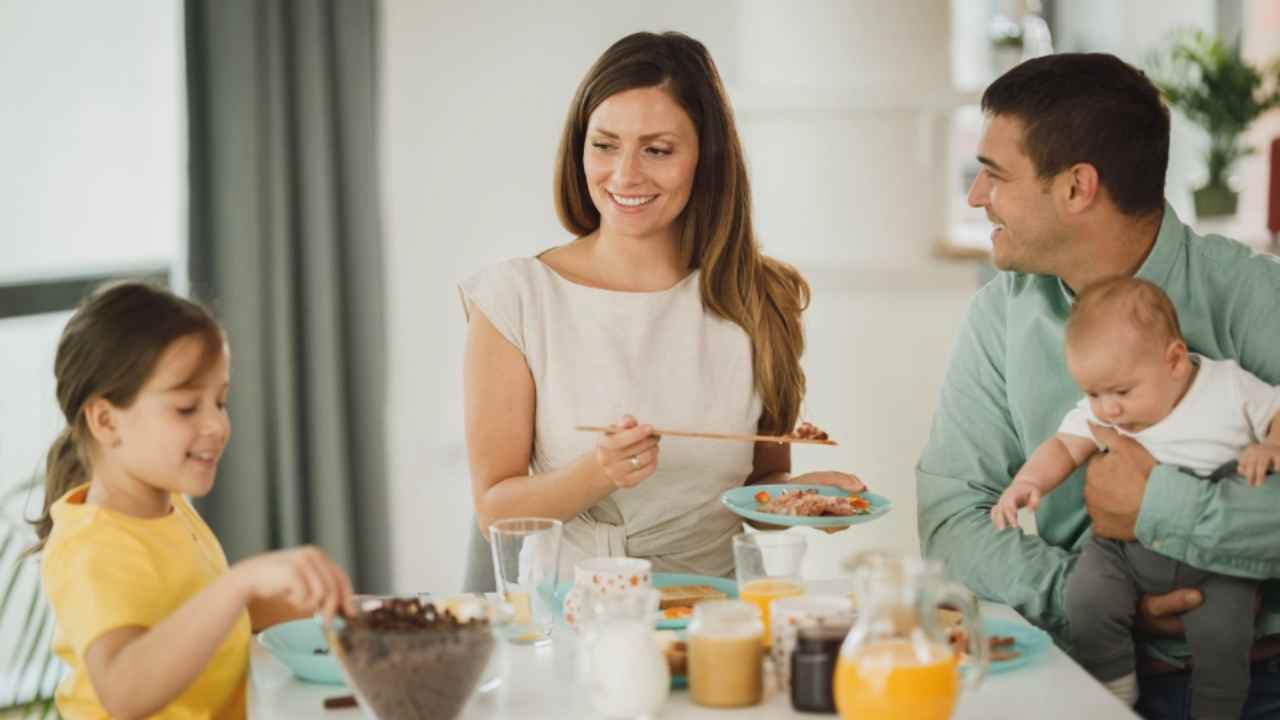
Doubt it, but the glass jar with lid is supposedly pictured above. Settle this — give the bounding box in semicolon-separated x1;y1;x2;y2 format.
687;600;765;708
790;622;852;713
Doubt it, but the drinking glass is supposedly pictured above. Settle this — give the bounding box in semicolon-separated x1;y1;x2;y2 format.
489;517;562;646
733;531;806;647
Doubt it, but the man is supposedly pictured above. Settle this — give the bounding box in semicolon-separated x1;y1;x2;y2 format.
917;52;1280;718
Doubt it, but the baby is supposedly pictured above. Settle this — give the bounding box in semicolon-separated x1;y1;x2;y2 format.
991;276;1280;719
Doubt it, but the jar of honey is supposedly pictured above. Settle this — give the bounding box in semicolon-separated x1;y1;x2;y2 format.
687;600;764;708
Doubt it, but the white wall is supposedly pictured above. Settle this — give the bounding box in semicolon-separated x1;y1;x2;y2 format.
732;2;955;272
0;0;183;283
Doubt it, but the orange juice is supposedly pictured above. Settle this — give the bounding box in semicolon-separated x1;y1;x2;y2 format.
833;639;959;720
739;579;803;647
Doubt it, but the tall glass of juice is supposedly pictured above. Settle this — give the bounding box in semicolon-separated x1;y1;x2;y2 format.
732;532;806;647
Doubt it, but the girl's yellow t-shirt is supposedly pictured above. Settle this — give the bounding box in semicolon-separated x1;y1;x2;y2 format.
42;484;251;719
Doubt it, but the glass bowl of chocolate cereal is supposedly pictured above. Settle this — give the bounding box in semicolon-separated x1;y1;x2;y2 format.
326;596;496;720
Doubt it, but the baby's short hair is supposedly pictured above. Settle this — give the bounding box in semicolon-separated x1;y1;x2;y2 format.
1065;276;1183;351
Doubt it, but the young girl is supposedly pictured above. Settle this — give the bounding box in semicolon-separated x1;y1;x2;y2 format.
31;282;356;720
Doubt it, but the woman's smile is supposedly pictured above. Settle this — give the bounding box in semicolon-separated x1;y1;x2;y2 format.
608;191;658;209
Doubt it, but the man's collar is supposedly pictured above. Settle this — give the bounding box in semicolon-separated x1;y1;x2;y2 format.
1132;202;1183;288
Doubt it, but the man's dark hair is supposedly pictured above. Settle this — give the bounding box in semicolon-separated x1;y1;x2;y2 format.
982;53;1170;216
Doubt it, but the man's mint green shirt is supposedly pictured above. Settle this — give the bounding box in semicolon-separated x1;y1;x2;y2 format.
917;205;1280;660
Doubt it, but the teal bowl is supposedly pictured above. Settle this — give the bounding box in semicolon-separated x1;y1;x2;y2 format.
258;618;346;685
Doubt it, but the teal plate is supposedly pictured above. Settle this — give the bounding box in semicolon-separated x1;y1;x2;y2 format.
984;617;1053;674
720;484;891;528
653;573;738;630
554;572;738;631
258;618;345;685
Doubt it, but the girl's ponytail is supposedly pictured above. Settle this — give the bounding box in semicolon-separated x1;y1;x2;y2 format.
28;427;88;554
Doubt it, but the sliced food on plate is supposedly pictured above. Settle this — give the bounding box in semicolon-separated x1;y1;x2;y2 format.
753;488;872;517
936;608;1024;664
658;584;726;619
945;624;1021;662
721;484;890;529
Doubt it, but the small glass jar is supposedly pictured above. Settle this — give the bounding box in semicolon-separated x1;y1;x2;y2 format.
687;600;765;708
790;622;852;713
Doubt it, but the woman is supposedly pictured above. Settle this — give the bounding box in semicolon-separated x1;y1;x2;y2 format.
461;31;863;578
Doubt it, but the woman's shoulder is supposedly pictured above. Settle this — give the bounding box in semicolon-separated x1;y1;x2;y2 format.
460;256;547;292
461;241;605;302
459;256;554;313
459;255;564;350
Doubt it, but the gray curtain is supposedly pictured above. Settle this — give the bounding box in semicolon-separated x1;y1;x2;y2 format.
463;523;497;594
184;0;391;593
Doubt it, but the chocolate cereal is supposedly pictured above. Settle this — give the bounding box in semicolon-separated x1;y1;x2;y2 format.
334;598;494;720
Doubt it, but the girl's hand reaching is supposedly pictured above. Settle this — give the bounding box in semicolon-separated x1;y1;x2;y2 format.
233;546;356;621
991;482;1041;531
594;415;661;489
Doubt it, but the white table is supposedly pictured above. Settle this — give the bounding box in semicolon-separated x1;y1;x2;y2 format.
249;580;1139;719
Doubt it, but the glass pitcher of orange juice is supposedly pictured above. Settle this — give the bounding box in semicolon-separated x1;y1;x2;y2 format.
834;552;988;720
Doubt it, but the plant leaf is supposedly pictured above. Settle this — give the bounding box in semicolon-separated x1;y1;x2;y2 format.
0;474;58;712
0;473;41;507
0;544;29;633
12;586;51;706
33;650;63;709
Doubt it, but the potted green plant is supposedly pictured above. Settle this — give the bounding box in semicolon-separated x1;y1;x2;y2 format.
1;476;62;719
1148;30;1280;217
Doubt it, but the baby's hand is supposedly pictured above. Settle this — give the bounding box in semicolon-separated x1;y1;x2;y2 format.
991;482;1041;531
234;546;356;620
1239;443;1280;488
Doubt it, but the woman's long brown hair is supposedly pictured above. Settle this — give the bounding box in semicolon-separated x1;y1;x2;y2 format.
27;282;223;554
554;31;809;434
